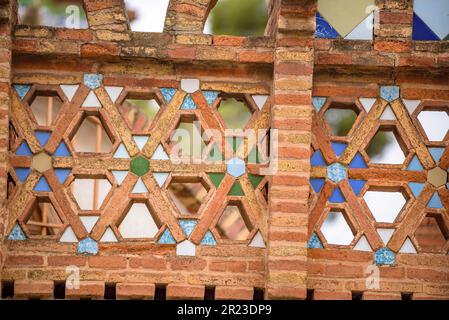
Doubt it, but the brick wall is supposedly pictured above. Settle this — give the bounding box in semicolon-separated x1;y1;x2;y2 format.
0;0;448;300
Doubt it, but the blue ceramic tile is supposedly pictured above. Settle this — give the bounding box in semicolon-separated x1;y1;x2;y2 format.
34;177;51;192
227;157;245;178
16;141;33;156
83;74;103;90
35;131;51;147
14;85;31;100
331;142;347;158
180;220;197;238
55;169;71;184
203;91;219;106
412;13;440;40
15;168;31;183
307;232;323;249
349;152;368;169
77;237;98;255
374;247;395;266
8;223;26;241
408;182;424;198
311;150;326;166
349;179;366;196
312;97;327;111
407;155;424;171
161;88;176;104
427;192;443;208
158;228;176;244
429;147;445;163
327;163;347;183
380;86;400;102
54;141;71;157
201;231;217;246
315;12;339;39
180;94;196;110
310;178;325;193
329;187;345;203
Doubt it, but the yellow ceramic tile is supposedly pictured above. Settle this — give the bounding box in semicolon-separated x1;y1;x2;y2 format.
318;0;375;37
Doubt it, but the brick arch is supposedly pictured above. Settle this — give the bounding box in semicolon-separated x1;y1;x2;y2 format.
164;0;218;34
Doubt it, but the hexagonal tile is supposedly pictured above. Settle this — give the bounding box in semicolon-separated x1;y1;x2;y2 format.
320;211;354;245
130;156;149;177
417;110;449;141
227;157;245;178
32;152;52;173
363;189;407;223
427;167;447;188
181;79;200;93
327;163;347;183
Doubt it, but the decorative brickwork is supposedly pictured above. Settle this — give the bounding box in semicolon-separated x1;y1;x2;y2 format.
0;0;448;300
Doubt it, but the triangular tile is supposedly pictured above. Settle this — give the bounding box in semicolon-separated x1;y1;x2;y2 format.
100;227;118;242
15;168;31;183
310;178;325;193
427;192;443;208
112;171;128;186
345;12;373;40
113;143;130;159
349;179;366;196
429;147;445;163
14;84;31;100
399;237;417;254
16;141;33;156
159;228;176;244
413;1;449;40
312;97;327;111
377;228;395;245
8;223;26;241
35;131;51;147
252;95;269;110
180;95;196;110
380;106;396;120
55;169;71;184
208;173;225;189
59;226;77;243
402;99;421;115
307;232;323;249
34;176;51;192
329;187;345;203
179;220;197;237
60;85;79;102
412;12;440;40
80;216;99;233
249;231;266;248
331;142;347;157
201;231;217;246
228;181;244;196
160;88;176;104
82;91;101;107
151;144;169;160
54;141;71;157
105;86;123;103
131;177;148;193
315;12;339;38
153;172;169;188
359;98;377;113
203;91;219;106
133;135;149;151
407;155;424;171
349;152;368;169
311;150;326;166
408;182;424;198
353;235;372;252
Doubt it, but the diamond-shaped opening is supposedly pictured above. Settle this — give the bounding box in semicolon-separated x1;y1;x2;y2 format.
18;0;88;28
218;97;253;130
168;114;209;159
417;108;449;141
414;214;449;252
24;197;63;236
70;177;112;211
320;210;355;246
119;94;161;132
118;201;160;239
324;102;359;136
167;177;209;216
30;93;63;126
72;115;113;153
366;127;407;164
216;201;251;241
363;187;408;223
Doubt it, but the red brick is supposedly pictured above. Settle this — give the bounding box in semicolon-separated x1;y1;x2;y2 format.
48;256;87;267
169;258;206;271
66;281;105;299
238;50;273;63
167;47;196;60
166;284;204;300
209;260;247;273
325;264;365;278
313;290;352;300
129;257;167;270
213;35;247;46
316;52;352;65
374;40;411;53
88;256;127;269
116;283;155;300
5;255;44;267
266;286;306;299
362;292;402;300
14;281;53;299
407;268;449;282
379;12;412;25
55;29;93;41
215;286;254;300
81;42;119;58
269;260;307;271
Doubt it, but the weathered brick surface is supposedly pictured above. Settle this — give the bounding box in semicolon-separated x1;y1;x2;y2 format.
0;0;448;301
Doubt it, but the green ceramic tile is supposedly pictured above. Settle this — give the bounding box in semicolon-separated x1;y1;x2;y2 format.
130;156;149;177
228;181;244;196
208;173;225;188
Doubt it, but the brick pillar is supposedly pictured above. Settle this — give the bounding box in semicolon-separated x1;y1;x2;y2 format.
266;0;315;299
0;0;15;271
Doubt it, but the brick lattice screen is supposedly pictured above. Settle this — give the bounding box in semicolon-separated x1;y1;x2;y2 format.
0;0;448;300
